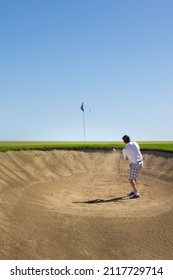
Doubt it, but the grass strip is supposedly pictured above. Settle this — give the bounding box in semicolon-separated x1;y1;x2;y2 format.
0;141;173;153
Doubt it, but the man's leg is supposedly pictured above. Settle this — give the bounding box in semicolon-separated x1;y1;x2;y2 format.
129;178;138;193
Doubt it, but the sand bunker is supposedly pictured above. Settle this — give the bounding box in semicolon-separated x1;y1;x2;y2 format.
0;150;173;260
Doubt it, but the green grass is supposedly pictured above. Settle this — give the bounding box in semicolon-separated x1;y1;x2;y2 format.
0;141;173;152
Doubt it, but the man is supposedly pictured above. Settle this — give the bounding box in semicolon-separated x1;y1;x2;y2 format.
122;135;143;199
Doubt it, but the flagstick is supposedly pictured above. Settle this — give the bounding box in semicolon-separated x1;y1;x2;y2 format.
83;110;86;141
80;102;86;141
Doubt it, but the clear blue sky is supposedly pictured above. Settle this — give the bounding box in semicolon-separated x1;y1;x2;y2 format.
1;0;173;141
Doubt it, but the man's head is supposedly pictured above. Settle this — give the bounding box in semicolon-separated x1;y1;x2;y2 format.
122;135;130;143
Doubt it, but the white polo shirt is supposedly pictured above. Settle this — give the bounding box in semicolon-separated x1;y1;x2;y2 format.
122;142;143;164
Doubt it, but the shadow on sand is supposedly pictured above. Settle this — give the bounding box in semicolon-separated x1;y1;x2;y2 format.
73;195;130;204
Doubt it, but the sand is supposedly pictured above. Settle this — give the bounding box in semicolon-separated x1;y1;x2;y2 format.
0;149;172;260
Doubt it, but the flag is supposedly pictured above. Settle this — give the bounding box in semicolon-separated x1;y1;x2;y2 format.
80;102;84;112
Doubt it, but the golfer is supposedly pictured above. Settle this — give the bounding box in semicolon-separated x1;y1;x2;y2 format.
122;135;143;198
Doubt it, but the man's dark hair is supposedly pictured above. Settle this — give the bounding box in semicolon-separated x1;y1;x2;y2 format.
122;135;130;143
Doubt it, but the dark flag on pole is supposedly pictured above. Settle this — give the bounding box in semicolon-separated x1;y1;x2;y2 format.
80;102;84;112
80;102;86;140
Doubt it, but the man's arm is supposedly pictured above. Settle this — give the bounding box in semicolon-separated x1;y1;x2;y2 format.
122;149;128;160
